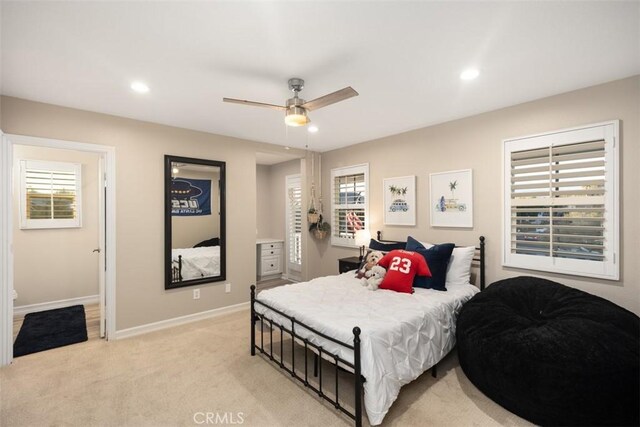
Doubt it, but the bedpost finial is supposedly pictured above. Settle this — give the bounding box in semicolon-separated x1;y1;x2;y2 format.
479;236;485;242
250;284;255;291
376;230;381;240
353;326;361;336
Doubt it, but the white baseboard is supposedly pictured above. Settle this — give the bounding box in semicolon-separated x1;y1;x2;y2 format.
13;294;100;318
114;301;249;340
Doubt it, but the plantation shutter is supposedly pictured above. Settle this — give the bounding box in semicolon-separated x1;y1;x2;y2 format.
331;164;368;246
20;160;82;229
286;175;302;270
504;122;618;280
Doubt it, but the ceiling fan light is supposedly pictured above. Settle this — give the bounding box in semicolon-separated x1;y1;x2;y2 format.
285;107;309;127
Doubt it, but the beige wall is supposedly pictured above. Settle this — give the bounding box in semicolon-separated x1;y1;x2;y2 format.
312;76;640;314
171;169;220;249
12;145;100;306
256;160;302;241
267;159;302;241
255;164;272;239
1;96;305;330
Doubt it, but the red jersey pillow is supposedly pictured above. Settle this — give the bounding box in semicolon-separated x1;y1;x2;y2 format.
378;250;432;294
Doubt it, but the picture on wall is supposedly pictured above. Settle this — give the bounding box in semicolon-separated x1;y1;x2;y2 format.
429;169;473;227
383;175;416;226
171;178;212;216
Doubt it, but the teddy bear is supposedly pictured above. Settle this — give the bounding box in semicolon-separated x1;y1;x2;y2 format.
356;250;384;285
365;265;386;290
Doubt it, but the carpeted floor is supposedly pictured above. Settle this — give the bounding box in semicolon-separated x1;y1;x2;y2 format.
0;308;531;426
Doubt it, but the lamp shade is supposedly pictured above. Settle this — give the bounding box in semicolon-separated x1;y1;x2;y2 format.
354;229;371;247
285;106;310;127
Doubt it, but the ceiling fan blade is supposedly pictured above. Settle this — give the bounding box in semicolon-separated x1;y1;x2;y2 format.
301;87;359;111
222;98;287;111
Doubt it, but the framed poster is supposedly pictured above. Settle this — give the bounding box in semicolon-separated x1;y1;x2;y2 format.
383;175;416;226
429;169;473;228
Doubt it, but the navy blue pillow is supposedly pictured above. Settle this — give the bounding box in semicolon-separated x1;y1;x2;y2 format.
405;236;454;291
368;239;405;252
193;237;220;248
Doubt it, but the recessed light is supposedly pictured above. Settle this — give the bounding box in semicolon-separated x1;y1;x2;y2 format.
308;125;319;133
460;68;480;81
131;81;150;93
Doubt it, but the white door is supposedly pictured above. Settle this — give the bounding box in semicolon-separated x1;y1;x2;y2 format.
286;175;302;276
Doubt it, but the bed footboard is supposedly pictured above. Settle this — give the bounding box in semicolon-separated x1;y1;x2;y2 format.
172;255;183;283
250;285;363;427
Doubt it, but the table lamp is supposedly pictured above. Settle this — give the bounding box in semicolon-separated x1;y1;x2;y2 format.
354;229;371;262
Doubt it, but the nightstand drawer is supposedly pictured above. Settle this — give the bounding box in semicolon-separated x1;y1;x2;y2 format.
261;242;283;250
261;255;282;275
338;257;361;274
261;247;282;257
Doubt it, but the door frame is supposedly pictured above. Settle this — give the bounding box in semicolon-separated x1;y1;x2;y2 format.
0;133;117;366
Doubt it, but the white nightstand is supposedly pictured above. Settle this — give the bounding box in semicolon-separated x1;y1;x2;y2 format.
257;238;284;281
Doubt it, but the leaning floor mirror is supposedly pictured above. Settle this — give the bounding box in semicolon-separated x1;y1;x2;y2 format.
165;155;226;289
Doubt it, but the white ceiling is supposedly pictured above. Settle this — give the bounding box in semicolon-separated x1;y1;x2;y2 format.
2;1;639;153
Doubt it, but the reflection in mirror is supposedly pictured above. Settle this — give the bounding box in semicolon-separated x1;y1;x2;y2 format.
165;155;226;289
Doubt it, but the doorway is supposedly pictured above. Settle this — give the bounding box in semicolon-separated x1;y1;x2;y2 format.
0;134;116;366
285;174;302;280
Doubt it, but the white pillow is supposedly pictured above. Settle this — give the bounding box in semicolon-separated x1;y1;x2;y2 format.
446;246;475;285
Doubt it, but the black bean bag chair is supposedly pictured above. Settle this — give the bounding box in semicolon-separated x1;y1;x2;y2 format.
456;276;639;426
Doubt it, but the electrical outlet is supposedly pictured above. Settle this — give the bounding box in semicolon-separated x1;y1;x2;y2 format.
225;283;231;293
193;289;200;300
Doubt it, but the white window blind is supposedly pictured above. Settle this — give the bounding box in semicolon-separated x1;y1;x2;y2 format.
20;160;82;229
331;164;368;247
503;122;618;280
286;175;302;271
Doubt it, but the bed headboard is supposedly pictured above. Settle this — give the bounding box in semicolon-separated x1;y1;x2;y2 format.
375;231;486;291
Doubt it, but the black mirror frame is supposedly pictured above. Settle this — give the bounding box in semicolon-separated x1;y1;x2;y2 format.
164;155;226;290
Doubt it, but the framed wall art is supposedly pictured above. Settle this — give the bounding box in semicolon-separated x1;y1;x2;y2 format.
383;175;416;226
429;169;473;228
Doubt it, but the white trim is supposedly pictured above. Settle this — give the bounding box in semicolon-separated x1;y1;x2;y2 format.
0;131;14;367
114;302;249;340
330;163;369;247
285;173;302;275
501;120;619;281
19;159;83;229
0;133;117;366
502;120;620;144
13;295;99;318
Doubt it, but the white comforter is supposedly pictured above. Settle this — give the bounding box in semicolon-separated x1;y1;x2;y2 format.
172;246;220;280
255;273;479;426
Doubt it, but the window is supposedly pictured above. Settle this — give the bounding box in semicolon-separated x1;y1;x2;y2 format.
286;174;302;272
331;164;369;247
20;160;82;229
503;121;618;280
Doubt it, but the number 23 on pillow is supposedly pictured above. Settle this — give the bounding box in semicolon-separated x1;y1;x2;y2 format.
377;250;431;294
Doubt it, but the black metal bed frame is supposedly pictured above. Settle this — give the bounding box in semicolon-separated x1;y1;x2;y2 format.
250;235;485;426
172;255;183;283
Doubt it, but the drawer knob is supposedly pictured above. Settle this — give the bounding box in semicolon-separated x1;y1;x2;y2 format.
270;251;274;254
271;264;274;267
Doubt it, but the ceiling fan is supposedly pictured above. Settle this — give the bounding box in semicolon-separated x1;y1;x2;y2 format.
223;78;358;127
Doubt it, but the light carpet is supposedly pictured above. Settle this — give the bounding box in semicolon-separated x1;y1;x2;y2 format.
1;308;532;426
